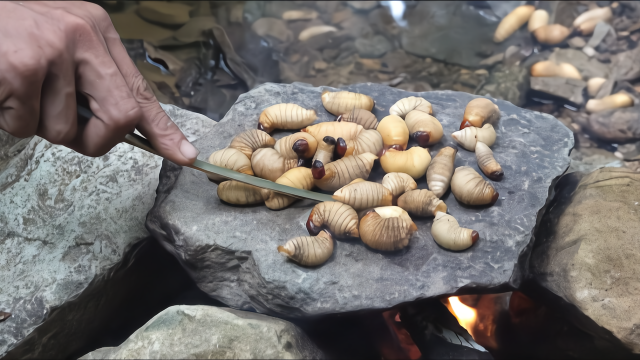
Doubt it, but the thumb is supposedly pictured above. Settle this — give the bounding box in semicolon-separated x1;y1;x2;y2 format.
136;99;200;166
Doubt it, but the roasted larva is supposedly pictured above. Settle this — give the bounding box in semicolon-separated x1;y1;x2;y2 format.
460;98;500;130
217;180;268;205
307;201;360;238
426;147;457;198
336;108;378;129
258;103;317;133
333;179;393;211
451;166;499;206
251;148;299;182
405;110;443;146
264;167;315;210
451;124;496;151
278;230;333;266
389;96;433;118
397;189;447;217
321;90;374;115
475;142;504;181
207;148;254;182
314;152;378;192
274;132;318;162
229;129;276;160
431;212;478;251
380;147;431;179
360;206;417;251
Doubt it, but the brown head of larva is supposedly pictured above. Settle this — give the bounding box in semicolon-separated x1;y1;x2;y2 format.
490;191;499;206
412;131;430;147
459;120;473;130
257;122;270;133
312;160;325;180
471;230;480;244
489;170;504;181
334;137;347;160
306;208;321;235
292;139;309;158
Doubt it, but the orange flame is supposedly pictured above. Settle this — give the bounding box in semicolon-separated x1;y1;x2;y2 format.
445;295;501;350
447;296;478;332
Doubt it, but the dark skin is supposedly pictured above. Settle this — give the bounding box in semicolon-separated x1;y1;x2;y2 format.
0;1;198;165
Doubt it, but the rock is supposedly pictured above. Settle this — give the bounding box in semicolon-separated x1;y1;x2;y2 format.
80;306;324;359
530;168;640;353
346;1;378;11
548;48;610;79
0;105;214;357
355;35;393;58
137;1;192;26
567;36;587;49
611;46;640;82
401;2;529;68
146;82;573;318
251;18;293;43
530;77;587;105
479;53;505;67
478;64;530;106
578;105;640;142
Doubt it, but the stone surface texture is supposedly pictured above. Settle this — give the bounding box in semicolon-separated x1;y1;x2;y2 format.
0;104;214;357
147;82;573;318
80;305;324;359
401;2;530;68
578;105;640;142
530;167;640;353
530;77;587;105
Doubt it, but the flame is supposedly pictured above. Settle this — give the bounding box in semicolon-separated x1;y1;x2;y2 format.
445;295;501;350
447;296;478;332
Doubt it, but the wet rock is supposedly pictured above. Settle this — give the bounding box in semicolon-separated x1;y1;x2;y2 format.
401;2;529;68
479;53;505;67
251;17;293;43
611;46;640;82
567;36;587;49
137;1;192;26
80;306;324;359
530;168;640;354
346;1;378;12
355;35;393;58
530;77;587;106
578;105;640;142
146;82;573;318
0;106;214;357
549;48;610;80
478;64;529;106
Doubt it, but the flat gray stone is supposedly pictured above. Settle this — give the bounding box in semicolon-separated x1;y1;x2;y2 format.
401;2;530;68
355;35;393;58
530;77;587;105
530;168;640;353
579;105;640;142
0;105;215;357
80;305;325;359
147;82;573;318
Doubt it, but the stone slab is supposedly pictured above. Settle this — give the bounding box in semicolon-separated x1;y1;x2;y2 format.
0;104;215;357
147;82;574;318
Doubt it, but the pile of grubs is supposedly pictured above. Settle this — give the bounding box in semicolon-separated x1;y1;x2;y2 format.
208;90;503;267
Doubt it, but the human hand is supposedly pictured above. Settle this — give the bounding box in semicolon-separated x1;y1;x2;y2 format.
0;1;199;165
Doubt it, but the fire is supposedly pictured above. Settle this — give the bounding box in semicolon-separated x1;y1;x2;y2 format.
444;294;503;350
447;296;478;332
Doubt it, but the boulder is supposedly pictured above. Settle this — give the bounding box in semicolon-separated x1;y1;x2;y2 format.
578;105;640;142
478;64;530;106
0;105;214;357
80;305;324;359
147;82;573;318
355;35;393;58
401;2;530;68
530;167;640;353
530;77;587;106
549;48;610;80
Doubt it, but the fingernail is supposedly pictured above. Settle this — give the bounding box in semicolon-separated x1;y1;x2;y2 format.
180;140;200;160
